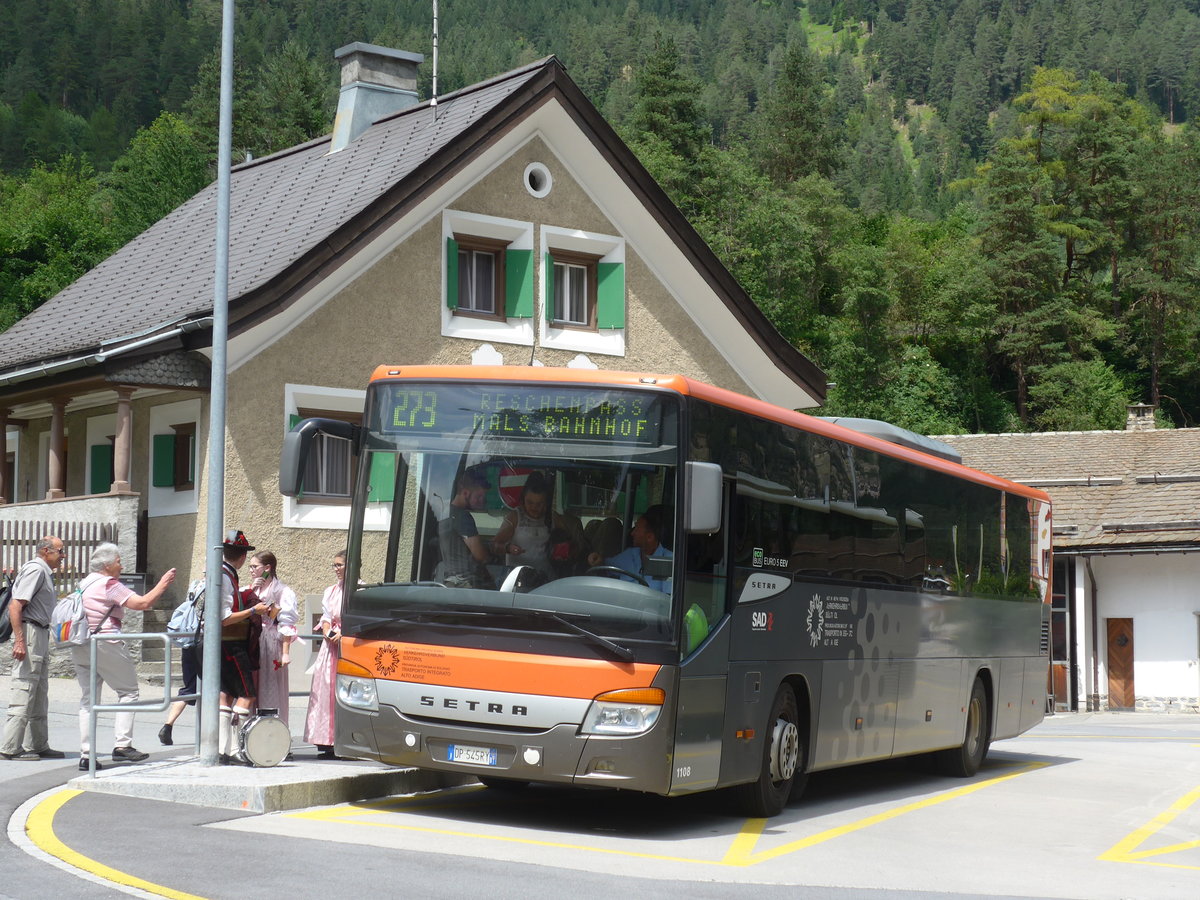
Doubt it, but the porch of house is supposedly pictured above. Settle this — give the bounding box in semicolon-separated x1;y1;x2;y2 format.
0;494;173;676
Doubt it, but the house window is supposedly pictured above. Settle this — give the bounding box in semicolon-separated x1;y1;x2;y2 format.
172;423;195;491
293;408;361;505
551;250;598;328
452;235;507;318
89;438;115;495
544;247;625;332
152;424;196;491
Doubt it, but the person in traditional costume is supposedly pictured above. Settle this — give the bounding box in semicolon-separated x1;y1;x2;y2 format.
304;550;345;759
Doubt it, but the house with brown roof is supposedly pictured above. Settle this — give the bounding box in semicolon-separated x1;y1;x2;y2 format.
0;46;826;615
940;406;1200;712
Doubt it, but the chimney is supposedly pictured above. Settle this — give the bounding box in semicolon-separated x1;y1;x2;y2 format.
330;43;424;153
1125;403;1156;432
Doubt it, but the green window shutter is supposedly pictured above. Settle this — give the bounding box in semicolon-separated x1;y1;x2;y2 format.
288;415;304;498
596;262;625;329
446;237;459;310
505;249;533;318
151;434;176;487
366;452;396;502
544;253;555;321
89;444;113;494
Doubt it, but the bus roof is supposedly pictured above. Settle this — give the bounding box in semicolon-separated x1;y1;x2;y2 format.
367;365;1051;504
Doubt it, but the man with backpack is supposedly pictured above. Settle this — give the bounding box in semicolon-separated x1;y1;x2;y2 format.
1;536;67;761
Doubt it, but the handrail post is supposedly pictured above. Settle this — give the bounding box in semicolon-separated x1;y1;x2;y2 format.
83;632;176;778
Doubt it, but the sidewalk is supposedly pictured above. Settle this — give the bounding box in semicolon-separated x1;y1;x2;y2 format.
2;673;470;812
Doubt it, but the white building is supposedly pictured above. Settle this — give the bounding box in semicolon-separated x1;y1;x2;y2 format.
941;407;1200;712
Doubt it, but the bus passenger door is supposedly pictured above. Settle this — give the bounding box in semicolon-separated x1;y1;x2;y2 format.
671;487;731;795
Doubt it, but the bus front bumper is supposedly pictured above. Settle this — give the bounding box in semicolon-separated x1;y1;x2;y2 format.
337;703;674;795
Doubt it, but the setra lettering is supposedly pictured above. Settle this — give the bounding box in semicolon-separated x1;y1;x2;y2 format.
418;695;528;716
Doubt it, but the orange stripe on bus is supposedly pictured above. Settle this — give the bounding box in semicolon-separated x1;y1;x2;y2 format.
341;640;661;699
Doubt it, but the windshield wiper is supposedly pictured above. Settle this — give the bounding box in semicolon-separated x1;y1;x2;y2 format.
522;608;635;662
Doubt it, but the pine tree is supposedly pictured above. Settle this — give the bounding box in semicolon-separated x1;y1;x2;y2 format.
753;44;838;183
976;140;1061;424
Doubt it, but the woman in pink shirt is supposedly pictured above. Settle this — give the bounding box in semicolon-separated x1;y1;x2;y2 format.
72;542;175;771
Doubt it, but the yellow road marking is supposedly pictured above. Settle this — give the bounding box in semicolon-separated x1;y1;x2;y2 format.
722;762;1047;866
1012;735;1199;741
26;789;207;899
1098;785;1200;871
289;763;1046;868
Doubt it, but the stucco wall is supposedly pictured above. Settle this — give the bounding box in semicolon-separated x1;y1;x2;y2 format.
217;137;755;600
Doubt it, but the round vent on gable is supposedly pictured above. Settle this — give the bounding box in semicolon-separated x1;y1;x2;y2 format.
524;162;552;198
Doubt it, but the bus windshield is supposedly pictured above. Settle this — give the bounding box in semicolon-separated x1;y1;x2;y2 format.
346;382;681;661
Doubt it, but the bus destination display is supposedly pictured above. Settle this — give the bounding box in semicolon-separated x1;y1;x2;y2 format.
377;385;664;446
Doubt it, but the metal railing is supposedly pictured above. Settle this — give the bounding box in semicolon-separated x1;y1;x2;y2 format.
81;631;326;776
84;632;178;777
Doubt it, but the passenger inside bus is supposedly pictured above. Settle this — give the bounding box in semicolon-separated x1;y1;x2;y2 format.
437;468;496;589
491;471;586;582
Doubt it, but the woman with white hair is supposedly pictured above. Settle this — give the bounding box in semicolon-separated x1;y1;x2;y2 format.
72;543;175;771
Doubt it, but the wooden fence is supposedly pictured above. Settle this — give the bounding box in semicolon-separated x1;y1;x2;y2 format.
0;521;117;590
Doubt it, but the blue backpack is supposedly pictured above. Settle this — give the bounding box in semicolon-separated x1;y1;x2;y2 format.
167;579;205;648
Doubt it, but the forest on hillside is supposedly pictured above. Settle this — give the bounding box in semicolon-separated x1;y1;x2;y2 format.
2;0;1200;432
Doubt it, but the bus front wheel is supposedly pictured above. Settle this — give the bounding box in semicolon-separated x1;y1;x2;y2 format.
732;684;802;817
935;677;990;777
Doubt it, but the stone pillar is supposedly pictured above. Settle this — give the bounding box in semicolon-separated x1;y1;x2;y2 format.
0;407;8;504
111;386;134;492
46;397;67;500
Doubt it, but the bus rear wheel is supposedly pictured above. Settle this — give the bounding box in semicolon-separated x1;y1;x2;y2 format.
732;684;802;817
935;677;990;777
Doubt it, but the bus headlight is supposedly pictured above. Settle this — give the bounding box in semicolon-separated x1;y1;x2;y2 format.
336;659;378;711
579;688;664;736
337;674;378;711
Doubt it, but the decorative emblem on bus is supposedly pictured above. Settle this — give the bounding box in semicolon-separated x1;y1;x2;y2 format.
375;646;401;676
807;594;825;647
752;547;764;567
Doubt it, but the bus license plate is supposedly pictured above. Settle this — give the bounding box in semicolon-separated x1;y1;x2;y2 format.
448;744;498;766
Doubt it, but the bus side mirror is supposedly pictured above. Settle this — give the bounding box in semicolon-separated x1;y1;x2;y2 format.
279;417;357;497
684;461;722;533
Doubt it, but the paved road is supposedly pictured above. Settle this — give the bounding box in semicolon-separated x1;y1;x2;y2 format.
3;676;1199;899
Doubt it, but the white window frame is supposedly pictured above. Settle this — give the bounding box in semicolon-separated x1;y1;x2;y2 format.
283;384;388;531
148;399;201;518
540;226;625;357
442;210;534;346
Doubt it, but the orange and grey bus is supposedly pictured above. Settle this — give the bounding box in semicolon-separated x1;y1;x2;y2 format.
281;366;1052;816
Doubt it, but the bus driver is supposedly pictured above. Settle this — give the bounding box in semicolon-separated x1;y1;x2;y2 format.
587;504;673;593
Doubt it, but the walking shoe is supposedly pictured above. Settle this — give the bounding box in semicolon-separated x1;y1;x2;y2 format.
110;746;149;763
158;724;173;746
35;748;66;759
79;757;104;771
0;750;39;761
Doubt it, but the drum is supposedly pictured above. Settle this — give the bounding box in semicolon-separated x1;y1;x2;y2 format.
238;709;291;767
